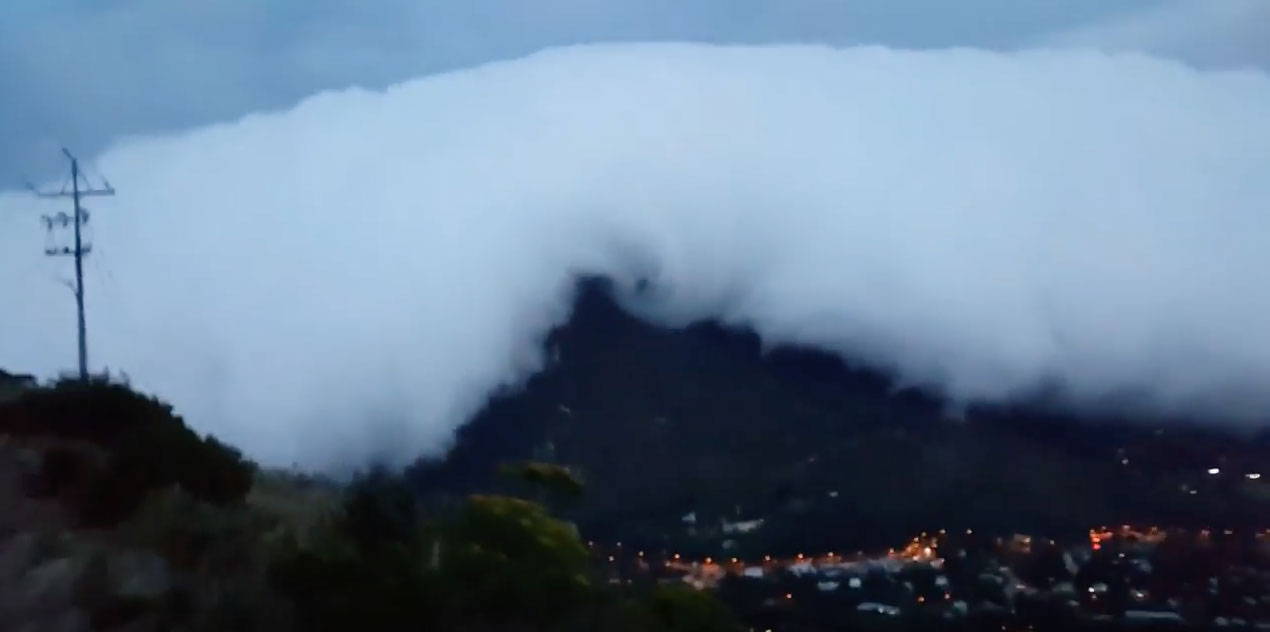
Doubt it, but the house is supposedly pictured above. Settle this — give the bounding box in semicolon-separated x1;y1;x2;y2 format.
1123;609;1184;625
721;517;764;534
857;602;901;616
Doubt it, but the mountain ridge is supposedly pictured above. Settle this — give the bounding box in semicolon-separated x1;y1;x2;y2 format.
411;277;1270;553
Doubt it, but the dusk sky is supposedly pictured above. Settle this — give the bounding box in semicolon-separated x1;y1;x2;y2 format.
2;2;1269;469
3;0;1268;180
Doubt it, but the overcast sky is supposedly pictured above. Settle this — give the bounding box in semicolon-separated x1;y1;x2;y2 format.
2;3;1269;467
2;0;1267;181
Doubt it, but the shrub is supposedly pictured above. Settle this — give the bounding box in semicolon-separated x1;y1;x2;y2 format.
646;585;741;632
439;494;593;626
268;471;437;632
499;460;585;497
0;377;255;525
339;467;419;552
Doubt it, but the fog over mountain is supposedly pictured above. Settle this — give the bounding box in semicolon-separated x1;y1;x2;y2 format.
2;43;1268;470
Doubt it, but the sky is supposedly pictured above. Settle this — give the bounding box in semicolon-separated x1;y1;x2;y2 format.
1;2;1269;471
3;0;1268;180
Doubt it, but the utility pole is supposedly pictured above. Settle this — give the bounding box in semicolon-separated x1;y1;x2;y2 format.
27;149;115;380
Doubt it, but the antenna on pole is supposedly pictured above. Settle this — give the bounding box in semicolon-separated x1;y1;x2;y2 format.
27;148;115;381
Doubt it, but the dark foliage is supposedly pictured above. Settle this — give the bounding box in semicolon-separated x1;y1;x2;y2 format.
269;468;437;631
438;494;593;626
500;460;586;498
341;466;420;551
645;584;741;632
0;376;255;525
269;542;438;631
270;468;739;631
0;369;36;403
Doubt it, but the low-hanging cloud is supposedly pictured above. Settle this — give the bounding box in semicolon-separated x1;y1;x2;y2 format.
2;43;1268;470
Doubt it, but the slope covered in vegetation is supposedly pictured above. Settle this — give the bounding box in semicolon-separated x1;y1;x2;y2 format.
0;375;738;631
413;278;1270;557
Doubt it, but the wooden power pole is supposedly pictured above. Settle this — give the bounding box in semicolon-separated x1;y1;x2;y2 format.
28;149;115;380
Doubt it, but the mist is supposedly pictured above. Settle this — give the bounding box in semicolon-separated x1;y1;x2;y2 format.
2;43;1268;470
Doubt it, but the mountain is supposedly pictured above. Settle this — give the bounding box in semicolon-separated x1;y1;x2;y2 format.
410;277;1270;555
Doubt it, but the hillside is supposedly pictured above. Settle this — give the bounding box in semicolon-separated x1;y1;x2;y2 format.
0;374;739;631
2;292;1267;631
411;278;1270;556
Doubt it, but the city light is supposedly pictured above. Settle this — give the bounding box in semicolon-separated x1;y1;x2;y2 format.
579;520;1270;619
1207;467;1221;475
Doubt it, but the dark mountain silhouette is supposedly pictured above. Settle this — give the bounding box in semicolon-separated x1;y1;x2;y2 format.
410;278;1270;555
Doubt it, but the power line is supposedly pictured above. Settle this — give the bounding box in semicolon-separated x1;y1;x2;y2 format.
26;148;115;381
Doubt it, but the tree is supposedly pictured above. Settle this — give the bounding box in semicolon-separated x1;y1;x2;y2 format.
439;494;592;627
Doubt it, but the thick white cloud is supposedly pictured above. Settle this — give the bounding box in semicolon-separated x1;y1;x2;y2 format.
2;44;1268;470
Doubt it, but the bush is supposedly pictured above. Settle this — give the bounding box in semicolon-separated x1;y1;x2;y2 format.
340;467;419;552
30;444;103;498
645;585;742;632
273;482;594;631
499;460;586;500
268;468;744;631
0;377;255;525
439;494;593;626
268;471;437;632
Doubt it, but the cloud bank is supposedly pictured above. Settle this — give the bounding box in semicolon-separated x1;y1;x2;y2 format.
2;44;1268;470
0;0;1217;182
